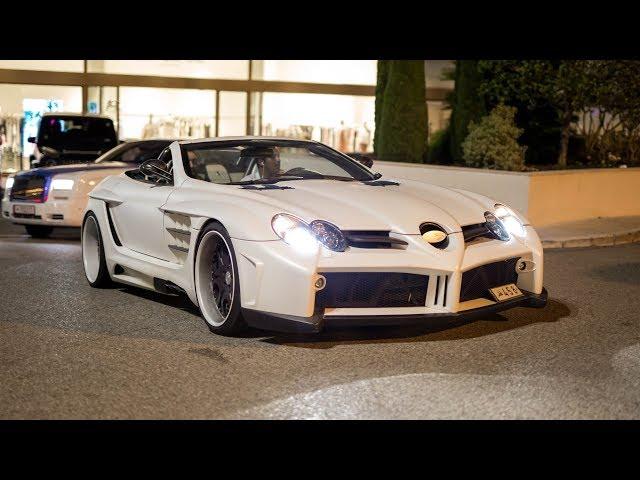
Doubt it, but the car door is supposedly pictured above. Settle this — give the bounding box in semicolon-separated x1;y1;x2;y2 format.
109;148;176;260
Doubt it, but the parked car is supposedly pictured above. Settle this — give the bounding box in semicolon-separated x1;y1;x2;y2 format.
81;137;547;335
2;140;177;238
28;112;118;168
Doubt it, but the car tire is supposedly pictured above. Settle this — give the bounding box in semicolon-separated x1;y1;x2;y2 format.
194;222;247;336
81;212;112;288
25;225;53;238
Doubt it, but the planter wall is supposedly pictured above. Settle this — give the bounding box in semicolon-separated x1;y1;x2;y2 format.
374;161;640;227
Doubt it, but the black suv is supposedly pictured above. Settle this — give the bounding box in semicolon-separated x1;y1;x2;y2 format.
29;113;118;168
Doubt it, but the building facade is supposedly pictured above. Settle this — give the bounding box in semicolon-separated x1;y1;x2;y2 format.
0;60;453;173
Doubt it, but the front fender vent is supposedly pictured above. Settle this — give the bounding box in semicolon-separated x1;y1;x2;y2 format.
343;230;408;249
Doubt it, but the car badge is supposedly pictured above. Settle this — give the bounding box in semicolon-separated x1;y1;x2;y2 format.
422;230;447;244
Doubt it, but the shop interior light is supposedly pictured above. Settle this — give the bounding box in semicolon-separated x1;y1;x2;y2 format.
272;214;319;255
494;204;525;237
51;179;74;190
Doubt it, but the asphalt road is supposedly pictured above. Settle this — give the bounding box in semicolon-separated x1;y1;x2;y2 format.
1;219;639;419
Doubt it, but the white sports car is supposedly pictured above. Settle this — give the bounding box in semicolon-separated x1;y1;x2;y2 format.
2;140;176;237
82;137;547;335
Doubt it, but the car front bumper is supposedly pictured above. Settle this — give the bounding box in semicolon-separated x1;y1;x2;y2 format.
2;197;85;227
242;287;548;333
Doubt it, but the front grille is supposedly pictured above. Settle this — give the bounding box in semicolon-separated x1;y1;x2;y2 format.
343;231;408;249
9;174;49;203
460;258;519;302
316;272;429;308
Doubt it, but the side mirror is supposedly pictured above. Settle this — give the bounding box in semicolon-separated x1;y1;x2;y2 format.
27;136;36;144
140;159;172;182
357;156;374;168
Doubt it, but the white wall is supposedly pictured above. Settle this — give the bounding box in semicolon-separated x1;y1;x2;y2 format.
374;161;640;227
375;161;531;216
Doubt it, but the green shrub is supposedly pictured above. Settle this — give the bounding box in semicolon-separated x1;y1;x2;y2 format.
449;60;487;162
462;104;526;170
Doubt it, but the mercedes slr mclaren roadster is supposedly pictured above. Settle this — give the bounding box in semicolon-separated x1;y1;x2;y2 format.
81;138;547;335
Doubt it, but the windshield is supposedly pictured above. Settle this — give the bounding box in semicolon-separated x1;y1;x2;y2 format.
96;140;172;164
181;140;375;185
38;116;117;151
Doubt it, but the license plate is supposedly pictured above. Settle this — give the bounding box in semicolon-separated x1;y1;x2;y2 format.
490;283;523;302
13;204;35;215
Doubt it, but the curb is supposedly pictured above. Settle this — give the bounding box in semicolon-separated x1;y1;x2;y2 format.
541;228;640;249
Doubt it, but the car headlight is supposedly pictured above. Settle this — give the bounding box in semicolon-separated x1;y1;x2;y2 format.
5;177;14;191
272;214;348;253
51;178;74;190
310;220;347;252
272;214;319;255
494;203;525;238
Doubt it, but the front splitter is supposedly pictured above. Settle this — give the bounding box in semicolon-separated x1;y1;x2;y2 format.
241;288;548;334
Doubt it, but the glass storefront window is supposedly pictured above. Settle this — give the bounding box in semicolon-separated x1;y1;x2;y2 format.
0;84;82;171
261;92;375;153
87;60;249;80
0;60;85;73
253;60;377;86
87;86;119;133
118;87;215;140
218;91;247;137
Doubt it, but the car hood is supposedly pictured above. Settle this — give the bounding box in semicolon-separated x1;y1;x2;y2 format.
236;178;494;234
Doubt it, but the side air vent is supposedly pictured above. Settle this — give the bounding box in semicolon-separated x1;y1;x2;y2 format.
462;222;494;243
419;222;449;249
343;231;408;249
104;203;122;246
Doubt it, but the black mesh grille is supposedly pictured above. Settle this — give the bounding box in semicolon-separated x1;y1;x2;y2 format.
10;175;47;202
460;258;519;302
316;272;429;308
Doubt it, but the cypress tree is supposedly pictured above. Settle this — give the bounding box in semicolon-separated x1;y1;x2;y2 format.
373;60;390;154
449;60;486;162
374;60;429;163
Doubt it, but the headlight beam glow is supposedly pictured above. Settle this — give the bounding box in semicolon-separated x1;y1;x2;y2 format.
494;203;525;238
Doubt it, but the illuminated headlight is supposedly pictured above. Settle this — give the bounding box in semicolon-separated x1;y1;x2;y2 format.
51;179;74;190
5;177;14;191
310;220;347;252
272;214;319;255
494;203;525;237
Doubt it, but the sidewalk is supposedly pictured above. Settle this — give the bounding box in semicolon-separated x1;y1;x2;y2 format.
537;216;640;249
